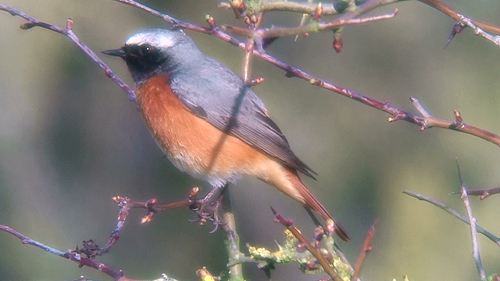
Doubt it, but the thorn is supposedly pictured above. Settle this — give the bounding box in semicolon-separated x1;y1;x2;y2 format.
445;22;466;48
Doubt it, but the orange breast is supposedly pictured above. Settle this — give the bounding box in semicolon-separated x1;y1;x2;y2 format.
136;75;273;186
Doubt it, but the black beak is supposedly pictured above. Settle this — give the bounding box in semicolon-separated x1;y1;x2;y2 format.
102;48;126;57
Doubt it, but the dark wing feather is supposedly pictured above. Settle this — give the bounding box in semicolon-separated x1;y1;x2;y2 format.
169;56;316;178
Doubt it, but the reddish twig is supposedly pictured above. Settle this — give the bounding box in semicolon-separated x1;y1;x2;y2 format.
270;207;343;281
0;4;136;105
224;9;398;38
352;221;376;280
463;187;500;200
410;96;500;146
0;225;150;281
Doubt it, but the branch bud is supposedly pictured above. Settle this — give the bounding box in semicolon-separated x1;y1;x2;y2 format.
313;2;323;20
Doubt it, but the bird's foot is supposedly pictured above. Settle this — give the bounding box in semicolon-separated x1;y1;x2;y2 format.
188;184;228;233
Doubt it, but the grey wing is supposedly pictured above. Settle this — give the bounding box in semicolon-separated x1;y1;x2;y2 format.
170;60;316;178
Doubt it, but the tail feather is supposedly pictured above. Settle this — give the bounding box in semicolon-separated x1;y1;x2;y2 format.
288;169;350;242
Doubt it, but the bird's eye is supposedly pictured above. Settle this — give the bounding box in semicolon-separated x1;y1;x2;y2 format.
138;44;151;56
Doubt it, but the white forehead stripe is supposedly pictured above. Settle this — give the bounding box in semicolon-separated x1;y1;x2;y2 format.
125;30;180;48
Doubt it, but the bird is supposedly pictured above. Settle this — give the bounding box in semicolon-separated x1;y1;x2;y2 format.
103;29;349;241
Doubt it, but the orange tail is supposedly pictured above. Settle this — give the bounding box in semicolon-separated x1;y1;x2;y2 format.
286;169;350;242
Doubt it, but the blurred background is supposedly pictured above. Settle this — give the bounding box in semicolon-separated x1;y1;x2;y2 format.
1;0;499;280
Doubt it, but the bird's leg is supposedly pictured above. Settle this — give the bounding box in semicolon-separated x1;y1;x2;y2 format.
189;183;230;232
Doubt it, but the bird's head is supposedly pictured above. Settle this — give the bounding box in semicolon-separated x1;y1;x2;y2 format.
103;29;200;85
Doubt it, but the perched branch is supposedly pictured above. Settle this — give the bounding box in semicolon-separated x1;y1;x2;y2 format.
456;161;486;281
403;191;500;246
99;188;199;256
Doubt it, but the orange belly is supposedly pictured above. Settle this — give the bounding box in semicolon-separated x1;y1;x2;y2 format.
136;75;277;187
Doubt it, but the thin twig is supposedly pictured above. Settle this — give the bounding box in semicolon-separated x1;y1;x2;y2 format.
417;0;500;34
456;13;500;46
409;97;500;146
241;12;263;86
463;187;500;200
258;1;344;15
0;4;136;105
403;190;500;246
352;221;376;280
224;9;398;38
456;160;487;281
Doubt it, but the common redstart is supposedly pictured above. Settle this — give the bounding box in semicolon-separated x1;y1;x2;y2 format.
103;29;349;241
